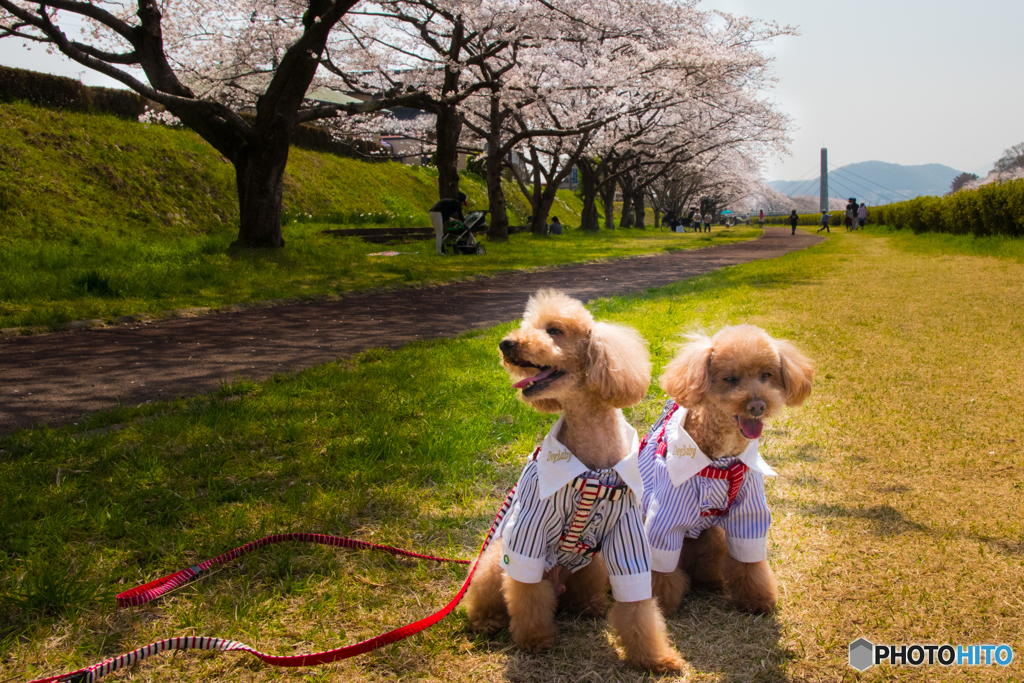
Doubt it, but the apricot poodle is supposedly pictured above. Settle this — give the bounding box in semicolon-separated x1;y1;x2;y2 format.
464;290;683;672
640;324;814;615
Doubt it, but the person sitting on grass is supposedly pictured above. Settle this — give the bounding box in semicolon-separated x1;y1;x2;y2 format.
549;216;563;235
429;191;468;255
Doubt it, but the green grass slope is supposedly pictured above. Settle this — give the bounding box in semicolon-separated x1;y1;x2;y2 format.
0;102;239;239
0;101;589;240
0;101;493;239
0;101;746;331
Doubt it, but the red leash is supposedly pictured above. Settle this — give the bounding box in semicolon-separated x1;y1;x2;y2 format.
116;532;471;607
27;489;515;683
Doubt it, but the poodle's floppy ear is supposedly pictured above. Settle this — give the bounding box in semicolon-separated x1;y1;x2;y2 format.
660;333;714;407
585;322;652;408
776;339;814;406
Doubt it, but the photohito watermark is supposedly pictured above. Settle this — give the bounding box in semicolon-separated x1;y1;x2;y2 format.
849;638;1014;671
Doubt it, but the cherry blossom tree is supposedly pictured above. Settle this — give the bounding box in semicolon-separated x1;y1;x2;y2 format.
571;8;793;232
325;0;525;202
504;3;792;234
0;0;427;248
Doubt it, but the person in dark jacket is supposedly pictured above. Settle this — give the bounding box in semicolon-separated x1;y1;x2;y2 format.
789;209;799;235
430;191;468;255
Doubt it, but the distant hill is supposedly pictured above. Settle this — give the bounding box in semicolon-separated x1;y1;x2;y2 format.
769;161;964;205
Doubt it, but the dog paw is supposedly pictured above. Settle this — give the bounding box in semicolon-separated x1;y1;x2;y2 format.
468;614;509;635
511;627;555;653
628;648;685;673
730;595;777;614
651;650;686;674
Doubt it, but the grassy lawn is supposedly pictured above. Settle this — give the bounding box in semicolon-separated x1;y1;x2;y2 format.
0;224;758;331
2;100;700;332
2;228;1022;682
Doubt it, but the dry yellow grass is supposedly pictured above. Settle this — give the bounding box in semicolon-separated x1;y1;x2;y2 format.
4;231;1023;682
756;237;1024;682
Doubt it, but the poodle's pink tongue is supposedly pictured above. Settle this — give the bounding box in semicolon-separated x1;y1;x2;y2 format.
513;367;556;389
738;417;763;440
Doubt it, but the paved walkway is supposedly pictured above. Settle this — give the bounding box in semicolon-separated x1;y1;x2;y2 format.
1;228;822;433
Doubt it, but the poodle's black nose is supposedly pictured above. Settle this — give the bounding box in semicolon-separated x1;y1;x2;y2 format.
747;399;766;417
499;339;517;356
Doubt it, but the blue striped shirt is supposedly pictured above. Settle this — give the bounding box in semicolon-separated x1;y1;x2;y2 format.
639;400;776;570
498;415;652;602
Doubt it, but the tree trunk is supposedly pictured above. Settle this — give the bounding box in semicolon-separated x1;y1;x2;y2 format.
601;183;616;229
579;161;600;231
231;125;290;249
531;179;562;235
633;193;645;229
485;140;509;241
435;105;463;200
619;180;633;229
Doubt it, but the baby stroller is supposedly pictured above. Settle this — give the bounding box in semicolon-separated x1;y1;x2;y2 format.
442;210;488;255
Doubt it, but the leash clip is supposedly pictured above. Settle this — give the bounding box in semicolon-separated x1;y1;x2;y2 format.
59;672;89;683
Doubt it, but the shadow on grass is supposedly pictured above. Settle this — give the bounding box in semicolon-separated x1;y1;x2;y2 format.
462;592;785;682
801;503;1024;557
673;590;786;682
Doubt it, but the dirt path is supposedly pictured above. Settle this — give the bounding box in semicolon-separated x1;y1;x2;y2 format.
0;227;822;434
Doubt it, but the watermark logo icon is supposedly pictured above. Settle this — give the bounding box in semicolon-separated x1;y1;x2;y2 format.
849;638;874;671
848;639;1013;670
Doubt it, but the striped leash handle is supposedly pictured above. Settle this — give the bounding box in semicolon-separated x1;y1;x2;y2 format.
27;488;516;683
117;532;472;607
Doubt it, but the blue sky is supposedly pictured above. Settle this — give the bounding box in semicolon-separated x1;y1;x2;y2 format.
702;0;1024;179
2;0;1022;181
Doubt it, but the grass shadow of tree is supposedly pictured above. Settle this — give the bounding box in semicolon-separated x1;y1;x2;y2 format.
802;503;1024;557
462;593;786;682
670;590;787;682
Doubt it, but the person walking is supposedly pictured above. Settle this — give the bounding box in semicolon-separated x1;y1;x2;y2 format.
703;210;712;233
429;191;468;255
817;209;831;234
789;209;799;235
858;202;867;229
758;209;765;228
844;200;855;231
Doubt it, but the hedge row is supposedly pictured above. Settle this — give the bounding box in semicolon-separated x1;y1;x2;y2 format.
866;180;1024;237
1;65;388;160
0;65;150;119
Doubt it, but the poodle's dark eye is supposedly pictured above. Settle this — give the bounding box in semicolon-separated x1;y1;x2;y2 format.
723;376;738;384
546;328;563;336
761;372;772;381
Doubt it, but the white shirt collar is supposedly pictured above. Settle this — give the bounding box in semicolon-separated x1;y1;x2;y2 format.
534;414;644;500
662;407;777;487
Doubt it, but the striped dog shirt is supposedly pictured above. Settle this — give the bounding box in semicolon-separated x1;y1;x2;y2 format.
639;400;776;571
498;414;653;603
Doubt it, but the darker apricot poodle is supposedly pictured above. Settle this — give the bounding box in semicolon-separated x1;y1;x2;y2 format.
463;290;683;673
639;324;814;615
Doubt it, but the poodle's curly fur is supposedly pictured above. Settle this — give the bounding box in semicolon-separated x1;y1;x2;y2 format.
464;290;682;672
654;324;814;615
